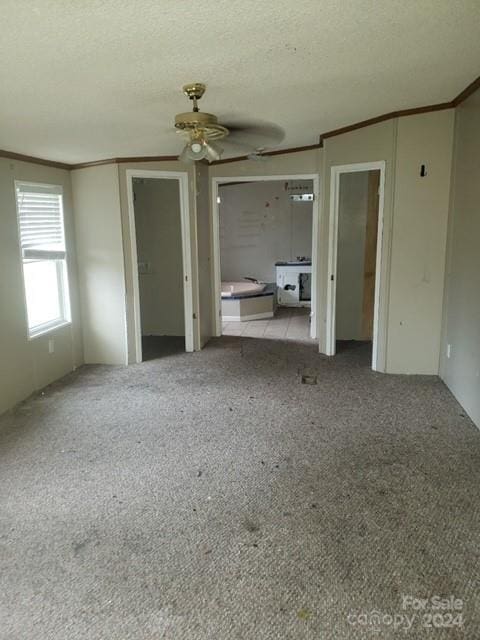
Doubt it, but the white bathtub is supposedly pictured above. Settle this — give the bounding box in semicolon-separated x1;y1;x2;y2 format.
221;281;274;322
221;281;266;298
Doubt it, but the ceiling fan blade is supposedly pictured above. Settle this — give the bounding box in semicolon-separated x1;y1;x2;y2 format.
220;138;258;152
221;120;285;146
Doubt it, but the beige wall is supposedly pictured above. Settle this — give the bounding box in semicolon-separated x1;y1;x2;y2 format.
0;158;82;415
387;110;454;374
194;163;213;347
322;111;454;373
133;178;185;336
72;164;127;365
336;171;369;341
441;89;480;427
219;180;313;283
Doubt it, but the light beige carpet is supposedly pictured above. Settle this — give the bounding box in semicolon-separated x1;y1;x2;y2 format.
0;337;478;638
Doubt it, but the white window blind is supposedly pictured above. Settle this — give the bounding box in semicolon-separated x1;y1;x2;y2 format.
16;183;66;259
15;182;71;337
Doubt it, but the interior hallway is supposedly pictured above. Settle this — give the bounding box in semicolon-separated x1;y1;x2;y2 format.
0;336;479;638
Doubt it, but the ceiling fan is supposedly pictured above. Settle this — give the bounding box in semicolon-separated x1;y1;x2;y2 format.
174;83;284;162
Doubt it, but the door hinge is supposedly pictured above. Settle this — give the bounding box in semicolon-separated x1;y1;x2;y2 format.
330;274;335;281
185;275;188;282
193;313;197;320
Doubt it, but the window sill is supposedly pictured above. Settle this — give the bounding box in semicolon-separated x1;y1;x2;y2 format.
28;320;72;341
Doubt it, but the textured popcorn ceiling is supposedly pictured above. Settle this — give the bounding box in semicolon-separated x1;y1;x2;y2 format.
0;0;479;163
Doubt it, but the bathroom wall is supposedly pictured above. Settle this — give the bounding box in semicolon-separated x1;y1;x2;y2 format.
336;171;369;341
219;180;313;283
133;177;185;337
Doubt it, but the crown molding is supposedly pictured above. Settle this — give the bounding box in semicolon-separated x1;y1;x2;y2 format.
71;155;180;169
0;148;71;170
210;143;321;166
0;75;478;170
69;158;118;169
318;101;453;146
451;74;480;106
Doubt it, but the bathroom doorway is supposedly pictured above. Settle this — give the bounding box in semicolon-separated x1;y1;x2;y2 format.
126;171;194;362
326;162;386;371
211;174;320;343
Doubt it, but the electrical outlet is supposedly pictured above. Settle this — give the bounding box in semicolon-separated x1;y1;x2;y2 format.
447;344;451;359
48;338;55;354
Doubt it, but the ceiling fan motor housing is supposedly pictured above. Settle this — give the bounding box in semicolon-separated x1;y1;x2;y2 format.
175;111;228;140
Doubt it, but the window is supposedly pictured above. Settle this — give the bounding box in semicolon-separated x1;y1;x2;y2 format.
15;182;71;337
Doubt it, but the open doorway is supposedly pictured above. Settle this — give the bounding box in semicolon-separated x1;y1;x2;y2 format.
326;162;386;370
212;176;320;343
126;171;194;362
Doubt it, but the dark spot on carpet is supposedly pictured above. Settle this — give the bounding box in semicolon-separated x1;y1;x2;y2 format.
297;607;312;620
243;519;260;533
72;539;91;556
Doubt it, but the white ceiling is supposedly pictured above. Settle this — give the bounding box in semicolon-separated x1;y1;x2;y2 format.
1;1;479;163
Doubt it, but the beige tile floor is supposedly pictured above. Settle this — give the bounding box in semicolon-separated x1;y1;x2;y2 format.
222;306;314;341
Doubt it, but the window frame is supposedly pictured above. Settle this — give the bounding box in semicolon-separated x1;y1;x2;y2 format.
15;181;72;339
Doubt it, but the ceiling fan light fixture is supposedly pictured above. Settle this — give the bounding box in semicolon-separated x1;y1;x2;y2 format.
180;138;208;162
191;141;204;154
175;83;229;162
204;140;223;162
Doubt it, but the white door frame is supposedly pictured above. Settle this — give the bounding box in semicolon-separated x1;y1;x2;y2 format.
126;169;194;362
211;174;320;339
326;161;386;371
